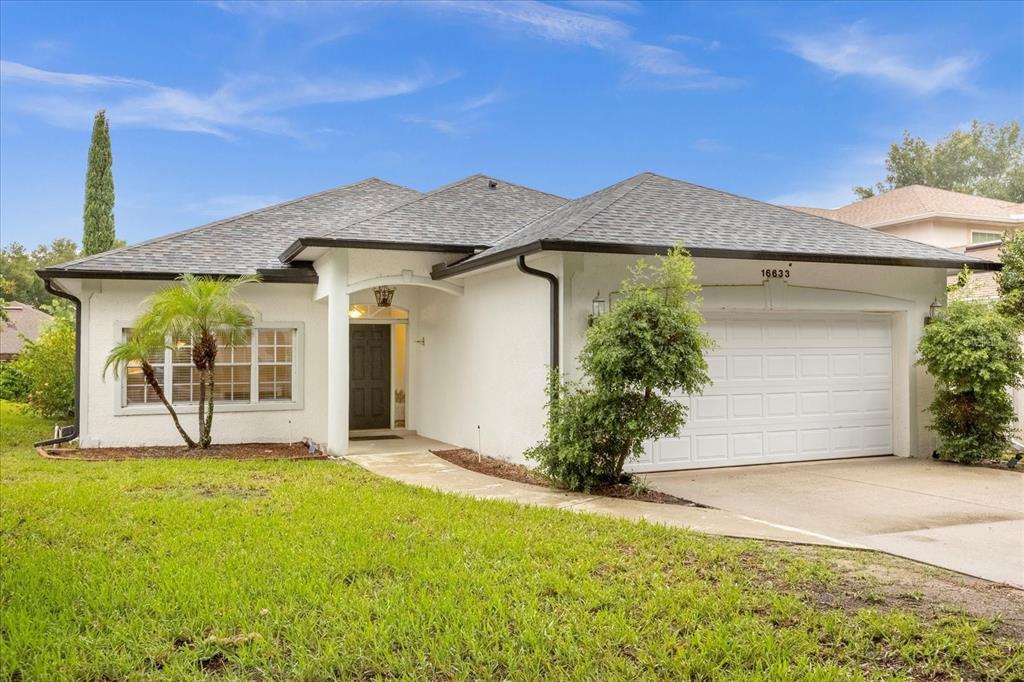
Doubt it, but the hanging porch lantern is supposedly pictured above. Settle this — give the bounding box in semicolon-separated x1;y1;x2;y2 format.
374;285;396;308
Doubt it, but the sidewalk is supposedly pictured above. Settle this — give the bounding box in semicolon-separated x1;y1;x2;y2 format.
345;450;855;547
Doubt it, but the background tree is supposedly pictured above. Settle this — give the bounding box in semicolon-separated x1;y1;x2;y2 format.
10;305;76;421
131;274;258;448
526;247;713;491
104;330;196;448
0;239;80;308
996;230;1024;326
83;110;116;256
855;120;1023;202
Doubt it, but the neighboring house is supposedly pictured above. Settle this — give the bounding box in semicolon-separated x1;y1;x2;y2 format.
0;301;52;362
790;185;1024;439
38;173;996;471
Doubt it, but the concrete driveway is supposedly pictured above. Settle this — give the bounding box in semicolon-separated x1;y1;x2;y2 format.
645;456;1024;587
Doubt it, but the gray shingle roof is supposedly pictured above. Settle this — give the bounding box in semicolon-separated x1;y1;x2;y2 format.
42;178;420;279
1;301;52;358
316;174;567;248
451;173;998;273
42;171;996;283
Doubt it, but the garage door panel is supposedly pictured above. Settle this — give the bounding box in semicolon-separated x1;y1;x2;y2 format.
630;313;894;472
695;434;728;462
732;394;763;418
731;355;763;380
707;355;728;381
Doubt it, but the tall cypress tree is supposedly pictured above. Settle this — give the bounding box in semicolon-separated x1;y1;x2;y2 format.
83;110;116;256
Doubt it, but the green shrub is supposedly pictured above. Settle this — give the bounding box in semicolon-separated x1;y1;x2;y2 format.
996;230;1024;326
0;362;31;401
526;247;713;491
917;299;1024;463
12;313;75;421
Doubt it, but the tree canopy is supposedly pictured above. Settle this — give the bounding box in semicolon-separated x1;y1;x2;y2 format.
0;239;80;308
854;120;1023;202
83;110;117;256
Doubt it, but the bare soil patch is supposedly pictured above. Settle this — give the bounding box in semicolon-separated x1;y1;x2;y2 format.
431;448;707;507
785;545;1024;641
40;442;325;461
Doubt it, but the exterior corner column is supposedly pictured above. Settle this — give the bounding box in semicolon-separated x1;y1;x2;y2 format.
313;250;350;455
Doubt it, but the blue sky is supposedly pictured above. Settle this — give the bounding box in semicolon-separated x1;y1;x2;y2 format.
1;0;1021;249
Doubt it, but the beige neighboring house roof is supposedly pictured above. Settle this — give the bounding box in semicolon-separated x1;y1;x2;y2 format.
1;301;52;359
787;185;1024;228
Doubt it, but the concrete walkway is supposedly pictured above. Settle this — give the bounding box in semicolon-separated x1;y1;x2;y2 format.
346;448;858;546
645;457;1024;588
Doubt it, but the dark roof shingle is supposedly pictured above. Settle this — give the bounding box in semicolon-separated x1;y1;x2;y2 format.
317;174;567;248
452;173;998;273
43;178;420;279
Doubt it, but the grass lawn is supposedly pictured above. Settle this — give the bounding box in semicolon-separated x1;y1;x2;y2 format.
1;401;1021;680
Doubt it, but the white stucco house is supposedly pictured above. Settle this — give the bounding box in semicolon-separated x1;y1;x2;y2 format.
38;172;998;470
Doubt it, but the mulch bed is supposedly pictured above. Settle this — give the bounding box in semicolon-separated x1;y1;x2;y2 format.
430;448;707;507
38;442;326;462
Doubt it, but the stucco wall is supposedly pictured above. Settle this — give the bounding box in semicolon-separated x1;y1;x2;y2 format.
69;279;329;448
879;218;1013;250
411;254;557;460
61;248;951;460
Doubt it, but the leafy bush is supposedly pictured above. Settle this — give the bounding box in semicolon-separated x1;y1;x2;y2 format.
917;299;1024;463
526;247;713;491
996;230;1024;326
0;362;31;401
12;312;76;421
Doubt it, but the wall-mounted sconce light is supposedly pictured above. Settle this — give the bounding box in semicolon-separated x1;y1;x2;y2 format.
925;298;944;325
588;291;608;326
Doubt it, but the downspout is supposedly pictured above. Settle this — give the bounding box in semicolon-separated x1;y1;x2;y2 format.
33;278;81;447
516;255;559;370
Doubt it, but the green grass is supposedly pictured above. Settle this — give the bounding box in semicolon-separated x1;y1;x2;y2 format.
1;401;1021;680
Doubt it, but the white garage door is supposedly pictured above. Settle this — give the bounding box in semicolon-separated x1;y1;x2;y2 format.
630;313;894;472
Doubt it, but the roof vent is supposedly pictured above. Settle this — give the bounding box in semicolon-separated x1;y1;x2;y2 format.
488;179;498;189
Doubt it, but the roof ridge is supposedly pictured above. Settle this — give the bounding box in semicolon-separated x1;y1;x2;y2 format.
323;174;487;238
51;177;414;271
557;172;657;241
322;173;568;241
487;172;652;250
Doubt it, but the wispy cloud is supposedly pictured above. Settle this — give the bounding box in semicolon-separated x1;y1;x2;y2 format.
434;0;629;48
666;34;721;51
622;44;738;89
782;21;977;94
0;59;454;138
432;1;737;89
694;138;726;153
1;60;148;88
214;1;738;91
399;88;505;136
398;115;460;135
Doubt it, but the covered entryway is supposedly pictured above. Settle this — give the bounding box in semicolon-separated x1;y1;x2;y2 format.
631;312;894;472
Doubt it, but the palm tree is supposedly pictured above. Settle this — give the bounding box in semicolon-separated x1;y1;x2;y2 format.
104;330;197;448
135;274;259;448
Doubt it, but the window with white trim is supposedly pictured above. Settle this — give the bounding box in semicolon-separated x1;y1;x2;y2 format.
971;231;1003;244
123;329;165;405
123;327;297;407
257;329;293;401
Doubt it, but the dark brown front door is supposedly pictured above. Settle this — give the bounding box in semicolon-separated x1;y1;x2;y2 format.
350;324;391;430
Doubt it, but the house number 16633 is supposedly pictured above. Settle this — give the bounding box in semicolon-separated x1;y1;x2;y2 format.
761;267;791;279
